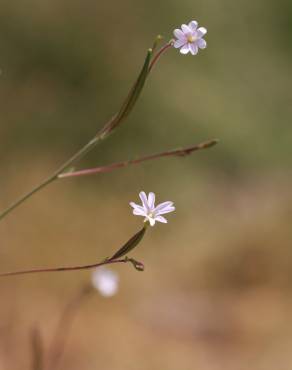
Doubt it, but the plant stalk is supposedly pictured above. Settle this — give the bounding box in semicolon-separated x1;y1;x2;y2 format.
58;139;218;179
0;41;170;221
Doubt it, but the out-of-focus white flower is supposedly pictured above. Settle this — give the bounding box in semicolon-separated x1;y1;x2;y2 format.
173;20;207;55
130;191;175;227
91;268;119;297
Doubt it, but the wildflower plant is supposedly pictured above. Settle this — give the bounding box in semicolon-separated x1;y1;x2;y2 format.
2;20;217;369
0;20;216;277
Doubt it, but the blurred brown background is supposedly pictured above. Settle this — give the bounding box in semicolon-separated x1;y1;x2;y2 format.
0;0;292;369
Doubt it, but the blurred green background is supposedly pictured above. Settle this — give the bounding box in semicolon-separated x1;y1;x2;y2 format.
0;0;292;369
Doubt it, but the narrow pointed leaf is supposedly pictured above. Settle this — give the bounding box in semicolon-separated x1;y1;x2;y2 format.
116;48;152;121
98;48;152;138
109;227;146;260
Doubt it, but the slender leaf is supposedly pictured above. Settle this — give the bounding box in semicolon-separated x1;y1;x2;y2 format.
110;227;146;260
99;48;152;137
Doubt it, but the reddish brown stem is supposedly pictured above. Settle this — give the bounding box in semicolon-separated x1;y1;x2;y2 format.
0;258;132;278
31;326;44;370
148;41;173;73
46;286;92;370
59;139;218;179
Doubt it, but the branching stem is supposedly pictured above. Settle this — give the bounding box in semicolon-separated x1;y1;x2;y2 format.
0;257;138;277
59;139;218;179
0;41;173;222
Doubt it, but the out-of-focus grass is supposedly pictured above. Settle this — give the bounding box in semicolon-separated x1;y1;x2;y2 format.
0;0;292;369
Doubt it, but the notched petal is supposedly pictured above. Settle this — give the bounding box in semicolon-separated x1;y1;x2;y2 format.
154;201;174;212
188;20;198;31
156;206;175;215
197;27;207;37
189;43;199;55
155;216;168;224
174;39;186;49
133;208;147;216
180;44;190;54
173;29;185;40
139;191;149;209
181;24;192;35
197;38;207;49
148;192;156;209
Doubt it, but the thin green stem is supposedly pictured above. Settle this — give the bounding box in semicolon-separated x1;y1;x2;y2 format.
0;39;174;222
0;137;100;221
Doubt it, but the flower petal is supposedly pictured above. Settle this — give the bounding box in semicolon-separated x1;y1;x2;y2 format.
133;208;147;216
91;268;119;297
189;43;199;55
139;191;149;209
130;202;143;210
188;20;198;31
147;192;155;209
173;28;185;40
180;44;190;54
197;38;207;49
147;217;156;227
174;38;186;48
197;27;207;37
131;191;175;225
156;206;175;215
154;201;174;212
155;215;168;224
181;24;192;35
130;202;147;214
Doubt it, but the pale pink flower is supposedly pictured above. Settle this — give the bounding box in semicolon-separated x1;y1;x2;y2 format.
173;20;207;55
130;191;175;227
91;268;119;297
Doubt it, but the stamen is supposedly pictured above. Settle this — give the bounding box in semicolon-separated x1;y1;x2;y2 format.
187;35;197;43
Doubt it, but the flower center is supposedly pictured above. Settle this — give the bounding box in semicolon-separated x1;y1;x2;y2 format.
187;35;197;43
